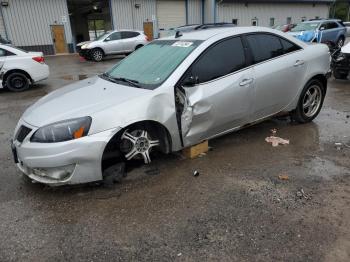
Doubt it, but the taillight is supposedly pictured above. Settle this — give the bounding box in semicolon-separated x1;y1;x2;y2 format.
145;35;150;42
32;56;45;64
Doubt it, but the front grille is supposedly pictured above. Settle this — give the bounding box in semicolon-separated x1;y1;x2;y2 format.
16;125;32;143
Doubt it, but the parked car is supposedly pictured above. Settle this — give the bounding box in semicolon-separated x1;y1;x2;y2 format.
328;41;350;79
344;22;350;37
0;44;49;92
289;19;346;47
77;30;149;62
12;26;330;186
273;23;296;32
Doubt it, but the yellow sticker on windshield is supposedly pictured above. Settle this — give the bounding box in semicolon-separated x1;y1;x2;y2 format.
172;41;193;47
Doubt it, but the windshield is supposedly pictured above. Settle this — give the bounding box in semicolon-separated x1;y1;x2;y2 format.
95;32;109;41
291;22;319;32
105;40;202;89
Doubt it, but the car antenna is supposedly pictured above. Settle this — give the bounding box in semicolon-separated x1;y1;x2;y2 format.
175;31;182;38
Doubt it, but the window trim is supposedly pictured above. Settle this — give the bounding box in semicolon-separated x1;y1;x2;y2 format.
178;35;250;86
242;32;303;68
177;32;303;87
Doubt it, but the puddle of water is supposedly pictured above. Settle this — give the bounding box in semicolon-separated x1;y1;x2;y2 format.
305;156;349;180
61;75;88;81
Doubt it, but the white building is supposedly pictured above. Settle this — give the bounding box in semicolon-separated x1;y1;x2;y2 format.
0;0;331;55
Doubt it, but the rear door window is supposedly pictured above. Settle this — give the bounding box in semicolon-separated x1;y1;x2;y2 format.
280;38;301;54
190;37;246;83
246;34;284;63
121;31;140;39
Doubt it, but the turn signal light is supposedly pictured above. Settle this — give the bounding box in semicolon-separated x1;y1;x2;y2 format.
73;126;85;139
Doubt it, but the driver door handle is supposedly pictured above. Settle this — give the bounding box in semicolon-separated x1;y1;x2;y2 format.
239;78;253;86
294;60;305;67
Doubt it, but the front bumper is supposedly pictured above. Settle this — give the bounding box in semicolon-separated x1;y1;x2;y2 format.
12;121;121;186
78;49;91;58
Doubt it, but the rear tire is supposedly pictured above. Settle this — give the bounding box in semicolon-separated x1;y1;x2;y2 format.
91;48;104;62
336;36;345;48
5;72;30;92
291;79;325;123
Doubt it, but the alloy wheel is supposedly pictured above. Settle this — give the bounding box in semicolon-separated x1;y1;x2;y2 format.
121;130;160;164
302;85;322;117
93;50;103;61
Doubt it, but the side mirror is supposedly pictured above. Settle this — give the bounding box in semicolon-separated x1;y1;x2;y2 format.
104;37;111;42
182;75;199;87
320;27;325;31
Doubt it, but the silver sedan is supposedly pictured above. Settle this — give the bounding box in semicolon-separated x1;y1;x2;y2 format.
12;27;330;185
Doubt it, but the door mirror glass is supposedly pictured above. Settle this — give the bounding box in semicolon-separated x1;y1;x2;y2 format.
182;75;198;87
105;37;111;41
319;26;325;31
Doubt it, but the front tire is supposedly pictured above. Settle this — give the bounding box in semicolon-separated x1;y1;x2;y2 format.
291;79;325;123
5;72;30;92
91;48;104;62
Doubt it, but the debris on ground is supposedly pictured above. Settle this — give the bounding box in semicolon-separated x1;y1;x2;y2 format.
177;253;182;257
335;142;342;150
278;174;289;180
265;136;290;147
265;129;289;147
296;188;311;200
193;170;200;177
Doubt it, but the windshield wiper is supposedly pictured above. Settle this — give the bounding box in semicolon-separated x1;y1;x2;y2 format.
100;73;141;88
100;72;119;84
112;77;141;88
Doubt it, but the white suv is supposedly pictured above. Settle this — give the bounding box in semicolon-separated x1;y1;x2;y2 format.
77;30;149;62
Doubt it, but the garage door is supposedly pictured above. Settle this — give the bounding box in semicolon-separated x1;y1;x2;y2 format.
157;0;186;30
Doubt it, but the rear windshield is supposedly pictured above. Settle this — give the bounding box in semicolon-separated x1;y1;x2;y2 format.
291;22;319;32
106;40;203;89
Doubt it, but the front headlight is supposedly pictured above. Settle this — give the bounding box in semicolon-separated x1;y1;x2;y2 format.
81;44;89;49
31;117;92;143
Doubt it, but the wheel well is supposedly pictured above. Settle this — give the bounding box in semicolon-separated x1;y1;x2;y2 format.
135;44;143;50
92;47;105;55
3;69;32;84
310;74;327;93
101;120;172;172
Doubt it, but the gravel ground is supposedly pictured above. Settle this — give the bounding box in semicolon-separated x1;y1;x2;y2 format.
0;54;349;262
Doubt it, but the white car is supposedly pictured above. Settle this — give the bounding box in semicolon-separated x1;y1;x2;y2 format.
0;44;49;92
12;26;330;186
77;30;149;62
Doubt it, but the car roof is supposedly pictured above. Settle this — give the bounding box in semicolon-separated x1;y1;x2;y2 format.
161;26;289;41
303;19;339;23
112;29;143;33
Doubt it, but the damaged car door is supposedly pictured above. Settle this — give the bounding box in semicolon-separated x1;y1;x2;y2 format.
176;36;254;147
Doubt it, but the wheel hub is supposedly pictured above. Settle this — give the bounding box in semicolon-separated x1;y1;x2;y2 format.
121;130;160;164
135;137;149;152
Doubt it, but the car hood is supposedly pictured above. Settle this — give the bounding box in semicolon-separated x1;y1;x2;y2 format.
22;76;150;127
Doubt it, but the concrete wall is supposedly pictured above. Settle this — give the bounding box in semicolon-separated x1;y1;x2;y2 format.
1;0;73;55
216;2;330;26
